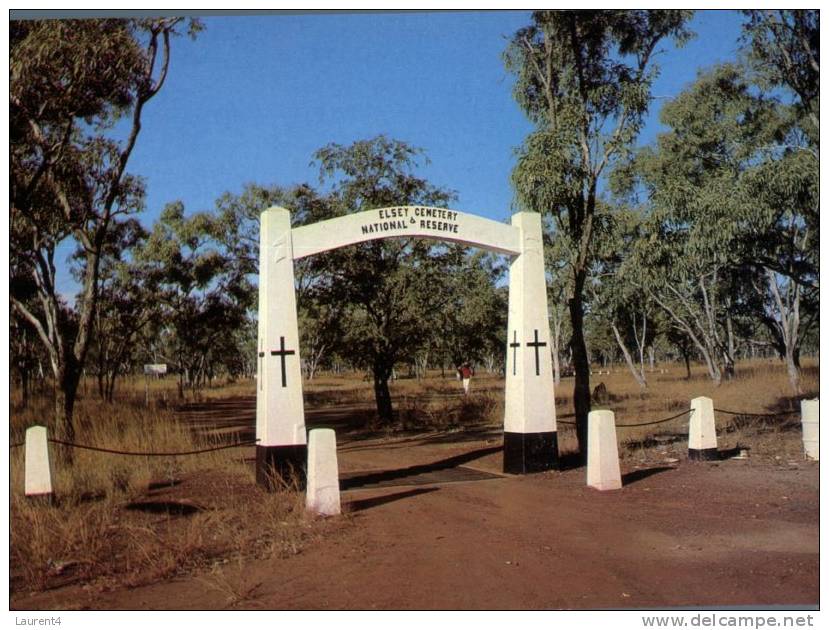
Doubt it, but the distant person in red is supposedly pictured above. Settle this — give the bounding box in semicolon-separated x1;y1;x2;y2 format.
458;362;474;395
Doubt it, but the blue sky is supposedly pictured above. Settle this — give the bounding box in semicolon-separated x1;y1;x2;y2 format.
129;10;745;220
56;9;748;294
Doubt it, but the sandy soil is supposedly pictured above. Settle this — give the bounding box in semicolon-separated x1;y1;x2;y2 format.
13;411;819;611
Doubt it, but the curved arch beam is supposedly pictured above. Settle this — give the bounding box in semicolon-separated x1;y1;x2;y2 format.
289;205;521;259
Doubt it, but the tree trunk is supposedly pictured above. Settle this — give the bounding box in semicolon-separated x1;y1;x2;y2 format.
725;310;736;377
415;352;429;380
305;343;326;381
569;273;590;462
551;316;562;386
611;322;647;390
372;357;394;426
105;365;119;402
552;346;561;386
97;371;106;400
703;348;722;385
785;347;802;395
721;309;736;381
722;352;735;381
54;362;81;464
763;267;803;396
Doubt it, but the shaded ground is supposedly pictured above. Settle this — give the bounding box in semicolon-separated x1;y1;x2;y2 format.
13;396;819;610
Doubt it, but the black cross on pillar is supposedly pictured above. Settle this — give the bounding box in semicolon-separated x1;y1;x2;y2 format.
526;329;548;376
509;331;521;376
269;336;296;388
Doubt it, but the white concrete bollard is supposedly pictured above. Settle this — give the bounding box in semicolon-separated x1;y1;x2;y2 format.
25;425;53;498
305;428;341;516
587;410;622;491
689;396;718;461
801;398;819;460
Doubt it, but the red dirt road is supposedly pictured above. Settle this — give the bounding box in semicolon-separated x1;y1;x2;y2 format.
17;432;819;610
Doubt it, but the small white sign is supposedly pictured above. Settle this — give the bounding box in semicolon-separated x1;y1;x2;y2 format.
143;364;167;375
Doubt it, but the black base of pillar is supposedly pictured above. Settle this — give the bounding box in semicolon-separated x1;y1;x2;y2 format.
688;447;719;461
503;431;558;474
256;444;308;490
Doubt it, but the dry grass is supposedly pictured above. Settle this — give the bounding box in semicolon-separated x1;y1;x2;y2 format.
295;359;819;463
197;556;264;607
551;359;819;461
10;358;818;595
307;360;818;449
10;461;318;594
11;396;219;499
9;390;323;595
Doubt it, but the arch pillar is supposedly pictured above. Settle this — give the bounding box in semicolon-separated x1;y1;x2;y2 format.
503;212;559;473
255;207;307;487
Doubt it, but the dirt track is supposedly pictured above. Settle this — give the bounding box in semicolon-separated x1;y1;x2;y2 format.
15;420;819;610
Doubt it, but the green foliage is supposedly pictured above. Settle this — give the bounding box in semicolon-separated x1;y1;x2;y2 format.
505;10;693;454
10;20;144;132
209;183;301;277
741;10;819;137
305;137;457;422
243;136;505;423
136;202;250;388
507;10;693;217
435;252;508;368
80;219;157;400
10;18;199;436
614;60;818;389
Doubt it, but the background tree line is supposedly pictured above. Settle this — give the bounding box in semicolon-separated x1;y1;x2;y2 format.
10;11;818;459
506;9;818;459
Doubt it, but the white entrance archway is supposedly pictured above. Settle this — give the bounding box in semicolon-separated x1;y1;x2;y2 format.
255;205;559;486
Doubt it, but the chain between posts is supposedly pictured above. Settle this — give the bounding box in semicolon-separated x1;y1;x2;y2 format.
557;406;797;428
556;409;691;427
9;409;799;449
8;438;259;456
713;408;798;418
615;409;693;428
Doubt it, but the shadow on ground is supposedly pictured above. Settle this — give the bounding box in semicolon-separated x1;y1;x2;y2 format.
345;487;440;512
340;445;503;490
622;466;677;486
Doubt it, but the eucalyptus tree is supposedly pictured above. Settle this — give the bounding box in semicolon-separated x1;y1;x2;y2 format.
737;134;818;393
306;136;456;425
298;298;343;380
210;183;343;378
742;10;819;137
739;9;819;295
440;251;508;371
617;66;770;384
588;208;656;389
504;10;693;458
82;219;158;401
619;63;817;391
739;10;819;393
209;184;291;279
10;18;200;442
542;220;573;385
137;202;251;392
